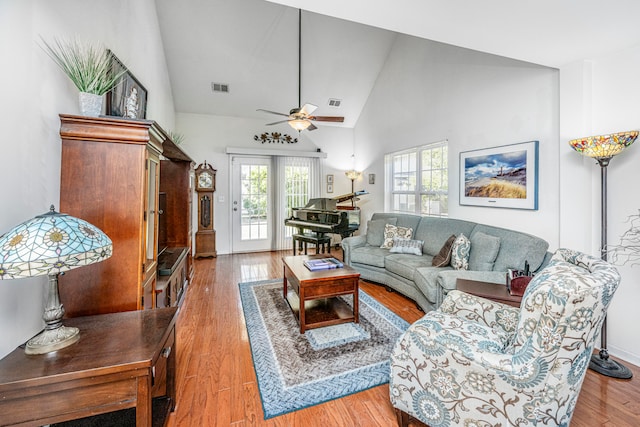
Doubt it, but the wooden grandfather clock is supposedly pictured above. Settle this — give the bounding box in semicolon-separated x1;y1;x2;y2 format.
195;161;217;258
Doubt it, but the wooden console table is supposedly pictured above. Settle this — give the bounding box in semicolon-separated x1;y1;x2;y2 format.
0;307;177;427
456;278;522;307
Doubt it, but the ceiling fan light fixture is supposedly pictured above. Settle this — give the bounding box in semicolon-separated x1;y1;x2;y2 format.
289;119;311;131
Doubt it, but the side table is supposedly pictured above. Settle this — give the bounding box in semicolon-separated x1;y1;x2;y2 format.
456;278;522;307
0;307;177;427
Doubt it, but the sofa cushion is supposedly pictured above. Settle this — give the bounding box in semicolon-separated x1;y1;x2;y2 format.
414;266;451;304
432;234;456;267
451;233;471;270
469;231;501;271
389;238;423;255
351;246;389;268
371;213;422;231
381;224;414;248
385;253;433;281
414;217;477;256
471;224;549;272
366;218;397;247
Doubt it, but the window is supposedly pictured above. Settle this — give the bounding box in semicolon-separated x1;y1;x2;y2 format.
274;156;321;250
284;164;311;238
385;141;448;217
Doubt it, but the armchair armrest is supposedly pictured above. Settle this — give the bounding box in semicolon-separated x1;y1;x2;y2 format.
341;234;367;265
440;290;520;336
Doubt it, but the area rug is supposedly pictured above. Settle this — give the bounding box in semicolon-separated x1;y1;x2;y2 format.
239;278;409;419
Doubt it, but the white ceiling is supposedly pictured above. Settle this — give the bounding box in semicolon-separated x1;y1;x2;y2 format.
155;0;396;128
156;0;640;129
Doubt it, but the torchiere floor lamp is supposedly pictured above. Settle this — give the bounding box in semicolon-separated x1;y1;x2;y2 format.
569;130;637;379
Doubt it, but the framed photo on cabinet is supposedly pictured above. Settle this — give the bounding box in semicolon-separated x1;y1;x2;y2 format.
106;51;148;119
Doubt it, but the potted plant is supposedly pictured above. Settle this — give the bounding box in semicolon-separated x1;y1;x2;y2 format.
40;37;126;116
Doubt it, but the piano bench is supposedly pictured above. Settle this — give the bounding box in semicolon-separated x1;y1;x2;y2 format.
293;233;332;255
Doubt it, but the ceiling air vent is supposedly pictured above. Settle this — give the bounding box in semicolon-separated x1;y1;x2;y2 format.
211;82;229;93
328;98;342;108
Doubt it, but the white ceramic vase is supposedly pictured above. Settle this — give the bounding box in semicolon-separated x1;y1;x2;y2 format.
78;92;103;117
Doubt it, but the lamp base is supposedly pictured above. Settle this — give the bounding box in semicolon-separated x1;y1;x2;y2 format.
24;325;80;355
589;352;633;379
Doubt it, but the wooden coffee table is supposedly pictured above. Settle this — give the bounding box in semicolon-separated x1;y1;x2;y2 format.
283;255;361;333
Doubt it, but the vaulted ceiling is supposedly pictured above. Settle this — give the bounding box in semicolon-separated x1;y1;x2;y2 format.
155;0;640;129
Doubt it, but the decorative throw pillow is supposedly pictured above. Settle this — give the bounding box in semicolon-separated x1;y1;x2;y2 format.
366;218;397;247
469;231;501;271
380;224;414;249
450;233;471;270
389;238;424;255
432;234;457;267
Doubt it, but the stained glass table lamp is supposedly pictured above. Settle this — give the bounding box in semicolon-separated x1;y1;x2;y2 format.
0;205;112;354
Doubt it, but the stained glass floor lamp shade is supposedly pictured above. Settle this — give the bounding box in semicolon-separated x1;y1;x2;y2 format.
0;205;112;354
568;130;638;379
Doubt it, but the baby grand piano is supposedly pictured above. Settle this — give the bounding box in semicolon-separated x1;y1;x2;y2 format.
285;191;367;254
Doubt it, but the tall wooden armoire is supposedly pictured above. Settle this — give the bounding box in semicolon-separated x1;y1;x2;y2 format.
58;114;190;316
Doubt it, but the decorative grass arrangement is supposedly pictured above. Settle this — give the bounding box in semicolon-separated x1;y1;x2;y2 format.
40;37;126;95
168;130;185;146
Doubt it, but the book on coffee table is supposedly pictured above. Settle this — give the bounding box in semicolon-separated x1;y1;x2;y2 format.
303;257;344;271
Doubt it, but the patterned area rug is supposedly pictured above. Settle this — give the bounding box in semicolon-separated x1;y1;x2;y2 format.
239;279;409;419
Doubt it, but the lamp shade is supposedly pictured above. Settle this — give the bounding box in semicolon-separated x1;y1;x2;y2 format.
345;170;361;181
568;131;638;162
288;119;311;131
0;206;112;280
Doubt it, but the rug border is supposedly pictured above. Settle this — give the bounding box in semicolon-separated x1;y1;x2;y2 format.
238;278;409;419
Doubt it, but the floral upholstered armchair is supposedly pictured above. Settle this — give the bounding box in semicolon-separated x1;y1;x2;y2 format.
389;248;621;427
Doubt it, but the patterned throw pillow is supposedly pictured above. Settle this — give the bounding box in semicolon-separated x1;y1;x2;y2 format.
389;238;424;255
450;233;471;270
380;224;414;249
432;234;457;267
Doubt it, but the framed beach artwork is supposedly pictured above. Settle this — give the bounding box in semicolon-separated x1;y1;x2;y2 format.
459;140;539;210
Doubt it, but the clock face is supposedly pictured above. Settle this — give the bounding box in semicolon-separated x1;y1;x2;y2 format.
198;172;213;189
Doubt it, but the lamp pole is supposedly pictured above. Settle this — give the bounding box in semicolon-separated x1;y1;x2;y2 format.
588;157;633;379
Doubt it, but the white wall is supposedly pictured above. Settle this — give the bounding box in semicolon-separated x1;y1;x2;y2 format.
560;45;640;366
176;113;355;254
0;0;176;358
355;35;560;248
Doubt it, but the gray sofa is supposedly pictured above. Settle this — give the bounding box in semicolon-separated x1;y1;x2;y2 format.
342;212;551;312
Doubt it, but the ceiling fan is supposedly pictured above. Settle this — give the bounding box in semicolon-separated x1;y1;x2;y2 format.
257;9;344;132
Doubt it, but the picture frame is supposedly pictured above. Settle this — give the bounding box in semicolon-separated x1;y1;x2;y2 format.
369;173;376;185
459;140;538;210
327;174;334;184
106;51;148;119
327;183;334;193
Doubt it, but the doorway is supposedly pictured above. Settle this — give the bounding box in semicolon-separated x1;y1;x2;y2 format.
231;156;272;252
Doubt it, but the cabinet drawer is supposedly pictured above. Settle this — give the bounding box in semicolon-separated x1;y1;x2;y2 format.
152;326;175;398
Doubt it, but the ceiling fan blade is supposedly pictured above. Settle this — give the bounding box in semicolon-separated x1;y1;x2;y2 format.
265;120;290;126
307;123;318;131
257;109;290;118
299;103;318;116
309;115;345;123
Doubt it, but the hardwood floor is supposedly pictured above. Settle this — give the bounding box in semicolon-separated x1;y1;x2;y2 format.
167;250;640;426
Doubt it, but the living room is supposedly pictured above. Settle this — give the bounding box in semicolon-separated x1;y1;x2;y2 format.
1;0;639;424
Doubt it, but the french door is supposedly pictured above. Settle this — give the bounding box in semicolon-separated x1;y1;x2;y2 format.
231;157;272;252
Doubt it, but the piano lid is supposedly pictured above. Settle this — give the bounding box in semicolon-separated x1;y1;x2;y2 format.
302;198;337;211
332;190;369;204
